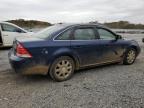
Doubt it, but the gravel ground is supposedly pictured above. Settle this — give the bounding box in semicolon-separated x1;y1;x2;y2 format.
0;34;144;108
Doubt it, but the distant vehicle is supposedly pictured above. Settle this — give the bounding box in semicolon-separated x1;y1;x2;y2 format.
9;23;141;82
0;22;32;47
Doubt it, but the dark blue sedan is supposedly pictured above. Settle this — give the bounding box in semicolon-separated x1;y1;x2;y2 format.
9;23;141;81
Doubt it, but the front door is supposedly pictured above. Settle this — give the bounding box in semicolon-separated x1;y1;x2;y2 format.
96;27;124;62
0;25;2;44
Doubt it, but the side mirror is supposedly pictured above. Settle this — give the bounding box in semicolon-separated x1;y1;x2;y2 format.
15;29;22;33
116;35;122;40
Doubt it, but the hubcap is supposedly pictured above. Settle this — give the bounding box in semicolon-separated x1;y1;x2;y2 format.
55;60;72;79
127;50;136;64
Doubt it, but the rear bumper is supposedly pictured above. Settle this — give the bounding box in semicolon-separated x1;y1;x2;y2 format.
8;49;49;75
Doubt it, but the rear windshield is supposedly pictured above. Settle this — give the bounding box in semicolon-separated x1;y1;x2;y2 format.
33;24;68;39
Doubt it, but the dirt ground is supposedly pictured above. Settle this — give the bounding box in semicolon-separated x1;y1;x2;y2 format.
0;34;144;108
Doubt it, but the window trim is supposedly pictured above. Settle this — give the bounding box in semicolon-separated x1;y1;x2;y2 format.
53;25;116;41
96;27;117;40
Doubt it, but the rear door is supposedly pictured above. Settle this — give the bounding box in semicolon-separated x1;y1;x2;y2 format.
0;24;3;45
70;26;103;67
1;23;27;46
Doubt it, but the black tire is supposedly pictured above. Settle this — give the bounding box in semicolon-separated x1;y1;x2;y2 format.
123;48;137;65
142;38;144;43
49;56;75;82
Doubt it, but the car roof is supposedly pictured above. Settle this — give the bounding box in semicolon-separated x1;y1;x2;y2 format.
0;21;19;26
56;23;110;29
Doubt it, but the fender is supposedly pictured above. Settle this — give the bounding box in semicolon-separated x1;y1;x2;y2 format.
124;40;141;56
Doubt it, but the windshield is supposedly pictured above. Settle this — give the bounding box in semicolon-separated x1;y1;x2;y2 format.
33;24;68;39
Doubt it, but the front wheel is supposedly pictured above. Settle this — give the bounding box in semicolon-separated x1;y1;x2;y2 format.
49;56;75;82
123;48;137;65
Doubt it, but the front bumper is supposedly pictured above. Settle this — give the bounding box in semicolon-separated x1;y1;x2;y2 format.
8;49;49;75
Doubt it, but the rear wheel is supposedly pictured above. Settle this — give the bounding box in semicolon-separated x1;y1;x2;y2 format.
123;48;137;65
49;56;75;82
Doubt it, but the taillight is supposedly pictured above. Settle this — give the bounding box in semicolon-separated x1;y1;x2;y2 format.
16;42;32;58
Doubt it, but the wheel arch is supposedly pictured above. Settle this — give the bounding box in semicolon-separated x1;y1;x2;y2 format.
128;45;140;56
48;50;80;73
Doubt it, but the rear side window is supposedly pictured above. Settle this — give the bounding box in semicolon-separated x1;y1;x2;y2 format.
74;28;95;40
34;25;69;39
56;29;71;40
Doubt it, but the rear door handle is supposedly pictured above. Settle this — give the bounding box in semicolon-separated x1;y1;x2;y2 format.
73;46;81;48
105;44;112;46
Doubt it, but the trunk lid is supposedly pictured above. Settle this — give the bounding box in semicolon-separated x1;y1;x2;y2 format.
12;36;49;58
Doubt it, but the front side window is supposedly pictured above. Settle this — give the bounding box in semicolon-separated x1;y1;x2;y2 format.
74;28;95;40
1;24;24;33
97;28;116;40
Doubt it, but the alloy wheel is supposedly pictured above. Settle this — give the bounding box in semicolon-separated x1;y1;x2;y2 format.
54;60;73;79
127;50;136;64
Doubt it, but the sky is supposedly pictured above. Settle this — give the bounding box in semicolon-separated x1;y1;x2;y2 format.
0;0;144;24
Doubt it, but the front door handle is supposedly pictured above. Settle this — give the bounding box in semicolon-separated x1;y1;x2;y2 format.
3;35;8;36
